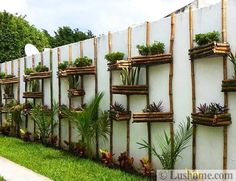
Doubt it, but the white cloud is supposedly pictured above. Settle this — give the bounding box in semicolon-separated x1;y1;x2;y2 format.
0;0;193;35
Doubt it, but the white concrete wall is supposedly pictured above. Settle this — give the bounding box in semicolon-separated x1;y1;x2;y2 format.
1;0;236;170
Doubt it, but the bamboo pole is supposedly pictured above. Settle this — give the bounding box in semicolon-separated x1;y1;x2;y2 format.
68;46;72;145
0;63;2;127
24;57;28;128
80;42;83;58
222;0;228;170
50;49;54;137
189;6;197;170
128;27;132;58
69;45;72;65
145;21;152;162
57;48;62;147
108;31;113;154
17;59;20;103
169;13;175;169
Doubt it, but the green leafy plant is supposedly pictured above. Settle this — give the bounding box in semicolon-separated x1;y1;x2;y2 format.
73;56;92;67
139;157;155;176
5;74;15;78
31;104;58;144
35;62;49;72
20;129;32;142
105;52;125;64
120;67;140;85
0;72;6;79
29;80;40;92
138;117;192;169
68;75;80;89
137;41;165;56
24;68;34;75
143;101;164;112
118;152;134;171
58;61;69;70
195;31;220;46
10;102;23;137
197;103;228;115
62;92;110;158
3;84;13;96
228;52;236;78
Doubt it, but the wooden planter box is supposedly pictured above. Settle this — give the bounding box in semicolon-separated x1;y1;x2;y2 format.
59;66;96;77
111;85;148;95
0;77;19;84
189;42;230;60
109;110;131;121
133;112;173;123
23;92;43;98
24;71;52;81
68;89;85;97
107;60;131;71
191;113;231;127
131;54;172;67
3;94;14;99
222;79;236;92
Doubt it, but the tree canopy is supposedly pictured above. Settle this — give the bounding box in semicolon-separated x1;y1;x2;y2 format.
43;26;94;48
0;11;50;62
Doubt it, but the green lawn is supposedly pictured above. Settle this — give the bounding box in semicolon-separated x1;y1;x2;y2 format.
0;136;148;181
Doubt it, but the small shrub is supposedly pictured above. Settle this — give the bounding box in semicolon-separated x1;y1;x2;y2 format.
136;45;150;56
197;103;228;115
110;102;126;112
5;74;15;78
24;68;34;75
118;152;134;171
195;31;220;46
105;52;125;63
139;157;155;176
137;41;165;55
20;129;32;142
143;101;164;112
73;56;92;67
58;61;69;70
0;72;6;79
35;62;49;72
100;149;114;167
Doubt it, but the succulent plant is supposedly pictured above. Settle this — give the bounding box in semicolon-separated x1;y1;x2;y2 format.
110;102;126;112
143;101;164;112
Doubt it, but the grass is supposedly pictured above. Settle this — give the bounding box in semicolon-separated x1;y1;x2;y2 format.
0;136;148;181
0;176;5;181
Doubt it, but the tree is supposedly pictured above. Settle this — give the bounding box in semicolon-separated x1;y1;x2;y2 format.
43;26;94;48
0;11;50;63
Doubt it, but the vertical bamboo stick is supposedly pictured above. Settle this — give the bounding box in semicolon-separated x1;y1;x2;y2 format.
24;57;28;128
126;95;130;156
69;45;72;65
80;42;84;106
32;55;35;69
222;0;228;170
57;48;62;147
80;42;83;58
189;6;197;170
17;59;20;103
169;13;175;169
50;49;54;137
11;61;14;75
108;31;113;154
41;52;44;64
0;63;2;127
68;46;72;145
128;27;132;59
145;21;152;162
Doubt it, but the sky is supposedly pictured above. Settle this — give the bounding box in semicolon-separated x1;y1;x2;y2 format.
0;0;194;36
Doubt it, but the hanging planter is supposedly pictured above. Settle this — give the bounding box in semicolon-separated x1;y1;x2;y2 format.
3;93;14;99
68;89;85;97
109;102;131;121
0;77;19;84
24;71;52;81
23;92;43;98
112;85;148;95
107;60;131;71
222;79;236;92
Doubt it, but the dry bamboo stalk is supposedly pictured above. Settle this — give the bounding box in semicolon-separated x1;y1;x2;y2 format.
126;95;130;156
222;0;227;42
128;27;132;58
50;49;54;137
5;62;7;75
41;52;44;64
69;45;72;65
80;41;83;58
11;61;14;75
32;55;35;68
17;59;20;103
131;53;172;59
57;48;61;64
133;118;173;122
146;21;150;47
131;56;172;61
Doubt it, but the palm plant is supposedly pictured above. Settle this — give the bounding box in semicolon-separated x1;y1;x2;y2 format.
137;117;192;169
228;52;236;78
120;67;140;85
31;103;58;144
62;92;110;158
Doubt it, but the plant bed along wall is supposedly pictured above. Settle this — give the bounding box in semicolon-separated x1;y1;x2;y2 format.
109;110;131;121
222;79;236;92
0;77;19;84
59;66;96;77
191;113;231;127
107;60;131;71
23;92;43;98
130;53;172;67
24;71;52;81
133;112;173;123
68;89;85;97
189;42;230;60
111;85;148;95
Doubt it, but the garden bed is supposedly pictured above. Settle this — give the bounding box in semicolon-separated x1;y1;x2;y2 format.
191;113;231;127
133;112;173;123
59;66;96;77
24;71;52;81
109;110;131;121
0;136;147;181
0;77;19;84
130;54;172;67
222;79;236;92
111;85;148;95
23;92;43;98
189;42;230;60
68;89;85;97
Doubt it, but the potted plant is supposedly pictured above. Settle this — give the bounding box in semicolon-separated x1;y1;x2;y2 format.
73;56;92;67
189;31;230;59
0;72;6;79
133;101;173;123
105;52;125;64
23;79;42;98
192;103;231;126
67;75;85;97
3;84;14;99
58;61;69;71
109;102;131;121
